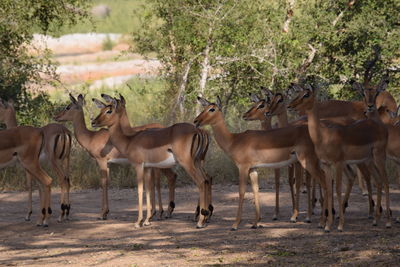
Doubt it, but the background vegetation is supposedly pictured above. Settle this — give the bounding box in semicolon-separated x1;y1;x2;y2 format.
0;0;399;190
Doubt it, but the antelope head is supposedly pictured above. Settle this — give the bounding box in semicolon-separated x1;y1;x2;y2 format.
242;87;273;121
0;98;15;123
101;93;127;112
287;83;317;112
91;97;120;128
377;105;400;125
353;75;388;114
54;94;85;122
194;96;223;127
264;92;287;117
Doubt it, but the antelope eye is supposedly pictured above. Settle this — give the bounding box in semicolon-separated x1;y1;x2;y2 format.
209;108;215;112
278;98;283;103
66;106;71;110
257;104;265;109
106;109;112;114
303;93;309;98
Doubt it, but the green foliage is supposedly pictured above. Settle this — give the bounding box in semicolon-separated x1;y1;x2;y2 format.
0;0;89;125
54;0;149;35
133;0;400;117
102;35;115;50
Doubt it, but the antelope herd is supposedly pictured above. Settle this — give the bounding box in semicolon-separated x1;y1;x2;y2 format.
1;75;400;233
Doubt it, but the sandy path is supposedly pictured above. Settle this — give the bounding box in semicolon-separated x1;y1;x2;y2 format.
1;183;400;266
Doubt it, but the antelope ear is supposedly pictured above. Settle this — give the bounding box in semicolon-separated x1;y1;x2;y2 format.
7;99;14;107
249;93;260;103
119;94;126;106
69;93;77;104
92;98;107;109
261;87;274;98
77;94;85;106
216;96;222;110
377;75;389;92
352;82;363;93
396;105;400;117
112;98;119;110
101;93;114;103
197;96;211;107
0;99;5;108
303;84;314;92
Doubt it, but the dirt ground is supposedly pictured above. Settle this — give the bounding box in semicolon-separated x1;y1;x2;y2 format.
1;182;400;266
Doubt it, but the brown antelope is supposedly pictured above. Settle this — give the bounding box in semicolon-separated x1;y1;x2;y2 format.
288;82;397;198
0;99;71;222
288;82;391;231
0;126;53;226
95;93;178;219
264;90;376;220
54;94;176;220
374;105;400;221
194;96;331;231
91;97;211;228
243;91;300;222
261;91;319;222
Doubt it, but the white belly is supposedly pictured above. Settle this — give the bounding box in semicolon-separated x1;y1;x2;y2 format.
107;158;131;165
252;154;297;169
0;157;18;169
144;154;176;168
39;152;47;162
345;158;369;165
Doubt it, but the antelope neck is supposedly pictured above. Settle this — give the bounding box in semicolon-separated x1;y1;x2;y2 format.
72;110;96;149
209;113;234;153
120;109;132;130
276;109;289;127
3;109;17;128
304;98;323;146
261;116;272;130
107;119;131;156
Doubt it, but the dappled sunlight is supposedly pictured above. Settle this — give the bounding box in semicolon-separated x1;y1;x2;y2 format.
1;183;400;265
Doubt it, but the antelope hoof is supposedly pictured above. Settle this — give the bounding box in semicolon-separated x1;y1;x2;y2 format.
290;217;297;223
134;222;142;228
196;223;205;229
157;210;164;220
143;220;151;226
337;226;343;232
372;220;377;226
25;211;32;221
362;192;368;196
43;224;49;228
304;218;311;223
396;217;400;223
272;215;278;221
385;222;392;229
324;227;330;233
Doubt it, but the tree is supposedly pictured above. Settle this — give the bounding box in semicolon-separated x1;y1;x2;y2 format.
0;0;89;125
133;0;400;120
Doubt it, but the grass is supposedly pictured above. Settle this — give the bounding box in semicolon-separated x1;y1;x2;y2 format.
54;0;149;35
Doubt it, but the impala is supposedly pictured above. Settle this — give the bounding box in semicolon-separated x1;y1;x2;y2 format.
270;90;377;220
194;96;331;231
54;94;176;220
0;126;53;226
91;97;211;228
288;82;390;231
243;91;302;222
95;93;179;219
0;99;71;222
